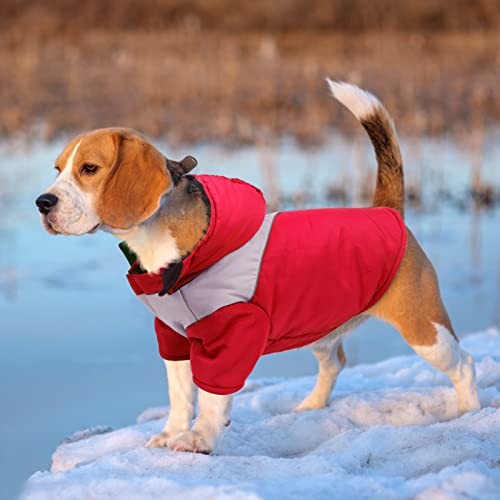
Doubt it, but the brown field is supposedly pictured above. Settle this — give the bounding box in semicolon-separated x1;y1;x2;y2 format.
1;1;499;145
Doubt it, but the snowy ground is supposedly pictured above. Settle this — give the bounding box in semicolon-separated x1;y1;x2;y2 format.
22;328;500;500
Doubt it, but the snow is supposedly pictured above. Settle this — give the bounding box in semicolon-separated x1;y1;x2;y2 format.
22;329;500;500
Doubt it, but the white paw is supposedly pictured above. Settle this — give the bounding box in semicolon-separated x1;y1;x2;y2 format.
294;396;327;413
168;430;213;454
454;360;481;416
146;431;171;448
457;397;481;416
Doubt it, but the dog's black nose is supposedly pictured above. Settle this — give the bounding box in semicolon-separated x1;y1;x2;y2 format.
36;193;59;214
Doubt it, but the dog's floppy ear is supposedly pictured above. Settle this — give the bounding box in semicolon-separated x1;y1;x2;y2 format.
97;133;172;230
166;155;198;184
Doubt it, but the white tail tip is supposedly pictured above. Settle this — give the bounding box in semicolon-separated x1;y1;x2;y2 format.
326;79;381;120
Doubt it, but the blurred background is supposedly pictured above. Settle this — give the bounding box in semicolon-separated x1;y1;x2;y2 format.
1;1;499;498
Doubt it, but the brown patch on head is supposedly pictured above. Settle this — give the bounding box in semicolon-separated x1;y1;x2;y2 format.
89;128;172;229
55;130;122;198
54;134;84;172
73;130;118;178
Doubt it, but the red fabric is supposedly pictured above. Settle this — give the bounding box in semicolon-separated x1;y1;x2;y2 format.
127;175;407;395
155;318;190;361
254;208;407;353
187;303;270;395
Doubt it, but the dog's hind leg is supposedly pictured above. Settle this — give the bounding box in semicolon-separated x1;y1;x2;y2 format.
294;342;346;412
294;316;364;412
412;321;480;414
384;317;479;415
368;231;480;415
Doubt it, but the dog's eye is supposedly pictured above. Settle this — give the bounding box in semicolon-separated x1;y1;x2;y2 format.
54;166;61;175
81;163;99;175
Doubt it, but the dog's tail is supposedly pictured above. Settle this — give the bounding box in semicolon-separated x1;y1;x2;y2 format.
327;80;404;218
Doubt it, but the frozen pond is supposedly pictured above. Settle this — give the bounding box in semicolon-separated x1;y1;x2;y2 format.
1;134;499;498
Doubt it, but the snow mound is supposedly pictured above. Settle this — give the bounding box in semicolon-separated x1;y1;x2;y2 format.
23;329;500;500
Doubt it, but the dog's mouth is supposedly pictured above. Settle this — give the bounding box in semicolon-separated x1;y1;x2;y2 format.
41;216;101;235
41;216;59;235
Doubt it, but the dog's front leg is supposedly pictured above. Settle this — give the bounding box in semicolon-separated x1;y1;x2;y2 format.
168;389;232;454
146;360;195;448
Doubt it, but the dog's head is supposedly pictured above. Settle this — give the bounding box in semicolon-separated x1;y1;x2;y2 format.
36;128;197;235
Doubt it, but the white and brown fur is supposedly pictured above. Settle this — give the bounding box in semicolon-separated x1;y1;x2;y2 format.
36;81;480;454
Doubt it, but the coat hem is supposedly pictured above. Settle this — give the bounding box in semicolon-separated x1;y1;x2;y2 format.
365;208;408;310
159;350;191;362
193;375;244;395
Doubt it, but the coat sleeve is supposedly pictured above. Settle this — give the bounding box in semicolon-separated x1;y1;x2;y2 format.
154;317;191;361
186;303;271;395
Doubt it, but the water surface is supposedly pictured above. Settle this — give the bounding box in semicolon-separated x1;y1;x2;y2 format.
0;136;499;499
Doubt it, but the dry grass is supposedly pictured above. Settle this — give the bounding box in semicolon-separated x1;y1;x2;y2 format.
1;30;499;145
3;0;500;33
0;1;499;145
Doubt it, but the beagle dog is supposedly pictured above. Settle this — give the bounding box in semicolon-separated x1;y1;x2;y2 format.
36;82;480;454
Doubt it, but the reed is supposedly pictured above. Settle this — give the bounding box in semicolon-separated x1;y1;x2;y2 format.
0;30;498;146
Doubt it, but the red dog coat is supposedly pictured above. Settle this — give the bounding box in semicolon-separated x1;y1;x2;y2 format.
125;175;407;394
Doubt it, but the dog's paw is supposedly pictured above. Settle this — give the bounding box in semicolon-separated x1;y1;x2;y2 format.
294;402;318;413
294;402;313;413
146;431;171;448
168;431;213;454
294;396;327;413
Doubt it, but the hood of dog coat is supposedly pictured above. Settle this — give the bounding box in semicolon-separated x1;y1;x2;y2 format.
124;175;267;295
